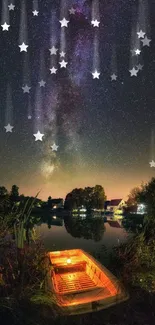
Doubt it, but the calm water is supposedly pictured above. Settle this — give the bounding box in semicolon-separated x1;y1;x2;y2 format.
37;215;130;255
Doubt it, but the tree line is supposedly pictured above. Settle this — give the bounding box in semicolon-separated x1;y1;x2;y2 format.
64;185;106;211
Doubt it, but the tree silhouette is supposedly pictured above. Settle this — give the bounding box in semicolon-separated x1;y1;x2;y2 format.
64;185;106;211
0;186;8;196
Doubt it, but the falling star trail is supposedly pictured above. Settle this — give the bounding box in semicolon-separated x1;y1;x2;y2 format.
27;97;32;118
110;44;117;77
129;7;139;70
19;0;28;44
92;0;100;73
91;0;100;20
33;0;39;12
5;84;13;126
137;0;150;36
34;86;43;133
150;129;155;162
22;54;31;86
1;0;9;25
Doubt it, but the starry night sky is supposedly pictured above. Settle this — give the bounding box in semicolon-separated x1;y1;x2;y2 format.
0;0;155;201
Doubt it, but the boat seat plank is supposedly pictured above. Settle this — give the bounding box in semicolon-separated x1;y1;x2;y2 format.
54;271;97;294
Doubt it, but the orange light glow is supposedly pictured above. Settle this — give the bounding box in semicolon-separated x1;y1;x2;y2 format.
66;258;71;264
47;249;129;314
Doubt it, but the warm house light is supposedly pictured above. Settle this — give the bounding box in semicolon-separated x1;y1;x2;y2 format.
67;258;71;264
53;216;57;219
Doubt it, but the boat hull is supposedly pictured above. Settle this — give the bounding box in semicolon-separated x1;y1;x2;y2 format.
46;249;129;315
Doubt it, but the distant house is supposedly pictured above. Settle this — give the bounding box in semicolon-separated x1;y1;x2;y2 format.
48;198;64;209
104;199;126;214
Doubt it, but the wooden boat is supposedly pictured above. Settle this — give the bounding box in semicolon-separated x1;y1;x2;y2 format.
46;249;129;315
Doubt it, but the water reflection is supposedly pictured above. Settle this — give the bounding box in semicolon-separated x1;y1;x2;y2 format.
122;214;144;233
64;214;105;242
40;215;64;228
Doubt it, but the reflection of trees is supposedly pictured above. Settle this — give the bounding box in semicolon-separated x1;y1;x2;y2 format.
122;214;144;234
46;216;63;228
64;215;105;242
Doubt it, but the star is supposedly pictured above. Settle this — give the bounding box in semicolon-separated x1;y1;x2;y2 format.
8;3;15;10
28;115;32;120
49;46;58;55
39;80;46;87
19;42;28;52
32;10;39;16
129;67;138;77
22;85;31;93
4;123;14;133
135;49;141;55
136;63;143;71
33;131;44;141
69;8;76;15
92;70;100;79
60;51;66;57
149;160;155;168
141;36;151;47
111;73;117;81
1;22;10;31
137;30;145;39
59;60;68;68
59;18;69;27
50;67;57;74
51;143;59;151
91;19;100;27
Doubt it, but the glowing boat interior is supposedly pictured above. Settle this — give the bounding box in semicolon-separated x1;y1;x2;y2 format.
47;249;128;313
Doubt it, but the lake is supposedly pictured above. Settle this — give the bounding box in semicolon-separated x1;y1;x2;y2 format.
37;215;130;257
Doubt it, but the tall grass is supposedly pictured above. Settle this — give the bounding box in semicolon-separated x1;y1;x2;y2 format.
0;195;61;324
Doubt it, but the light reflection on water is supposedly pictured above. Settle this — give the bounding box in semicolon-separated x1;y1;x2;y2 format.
37;215;129;254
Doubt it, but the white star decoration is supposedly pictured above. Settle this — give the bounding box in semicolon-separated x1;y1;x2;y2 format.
22;85;31;93
141;36;151;47
136;63;143;71
69;8;76;15
111;73;117;81
4;123;14;132
51;143;59;151
91;19;100;27
129;67;138;77
59;60;68;68
39;80;46;87
92;70;100;79
33;131;44;141
50;67;57;74
137;30;145;39
135;49;141;55
19;42;28;52
60;51;65;57
8;4;15;11
149;160;155;167
49;46;58;55
59;18;69;27
32;10;39;16
1;22;10;31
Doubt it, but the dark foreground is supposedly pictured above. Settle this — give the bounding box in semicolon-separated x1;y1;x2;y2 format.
2;286;155;325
